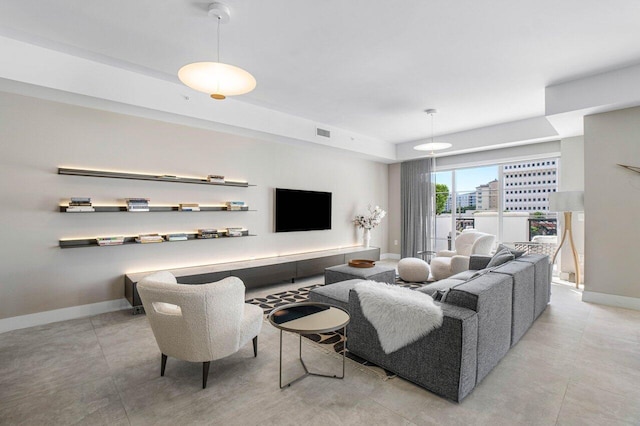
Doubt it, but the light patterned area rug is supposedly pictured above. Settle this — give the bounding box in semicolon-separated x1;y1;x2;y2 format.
245;281;424;380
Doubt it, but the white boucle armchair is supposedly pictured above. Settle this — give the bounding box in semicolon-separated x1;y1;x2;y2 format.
137;271;263;388
430;231;496;280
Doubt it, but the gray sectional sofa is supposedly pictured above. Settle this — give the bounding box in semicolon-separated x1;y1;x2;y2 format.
309;253;551;402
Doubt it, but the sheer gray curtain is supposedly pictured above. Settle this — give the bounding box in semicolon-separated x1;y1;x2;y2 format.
401;158;435;258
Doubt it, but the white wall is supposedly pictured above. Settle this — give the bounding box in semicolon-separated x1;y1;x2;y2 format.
0;91;389;320
558;136;585;282
583;107;640;309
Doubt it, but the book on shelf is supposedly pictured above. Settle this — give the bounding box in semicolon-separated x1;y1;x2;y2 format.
135;233;164;244
179;203;200;212
126;198;150;212
207;174;225;183
96;236;125;246
70;197;91;204
165;233;188;242
197;228;219;239
226;227;244;237
66;206;95;212
225;201;246;210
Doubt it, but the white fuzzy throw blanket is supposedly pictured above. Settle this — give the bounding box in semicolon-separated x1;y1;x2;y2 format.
354;281;444;354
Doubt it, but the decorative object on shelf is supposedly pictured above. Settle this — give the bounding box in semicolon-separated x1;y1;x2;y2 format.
207;175;225;183
178;2;256;100
227;227;244;237
353;205;387;248
166;233;188;242
66;197;95;212
549;191;584;288
348;259;376;268
413;109;452;154
96;236;124;246
136;233;164;244
198;228;219;239
179;203;200;212
58;167;252;187
126;198;150;212
225;201;245;210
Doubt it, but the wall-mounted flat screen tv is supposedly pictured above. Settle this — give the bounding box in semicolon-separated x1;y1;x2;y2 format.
275;188;332;232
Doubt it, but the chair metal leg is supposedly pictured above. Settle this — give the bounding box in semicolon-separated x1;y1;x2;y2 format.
253;336;258;357
202;361;210;389
161;354;167;377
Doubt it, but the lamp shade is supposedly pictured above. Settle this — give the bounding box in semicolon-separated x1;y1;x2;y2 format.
178;62;256;100
414;142;452;151
548;191;584;212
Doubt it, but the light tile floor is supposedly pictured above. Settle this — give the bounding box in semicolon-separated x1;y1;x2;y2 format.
1;264;640;425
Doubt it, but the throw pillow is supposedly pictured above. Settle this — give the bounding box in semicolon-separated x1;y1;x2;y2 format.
486;247;515;268
497;244;525;259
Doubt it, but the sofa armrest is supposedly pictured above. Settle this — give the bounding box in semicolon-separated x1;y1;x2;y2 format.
469;254;492;271
347;290;478;402
436;249;456;257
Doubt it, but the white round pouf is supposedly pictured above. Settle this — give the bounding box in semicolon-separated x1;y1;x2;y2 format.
397;257;430;282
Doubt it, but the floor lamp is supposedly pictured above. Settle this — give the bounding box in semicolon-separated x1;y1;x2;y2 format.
549;191;584;288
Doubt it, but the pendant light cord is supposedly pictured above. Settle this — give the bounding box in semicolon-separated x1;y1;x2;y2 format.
430;112;435;155
217;16;221;62
431;113;434;144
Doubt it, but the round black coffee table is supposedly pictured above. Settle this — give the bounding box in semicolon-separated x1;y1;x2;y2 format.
268;302;350;388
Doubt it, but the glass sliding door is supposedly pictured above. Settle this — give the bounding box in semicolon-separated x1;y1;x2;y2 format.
431;157;559;256
433;171;452;253
454;166;499;250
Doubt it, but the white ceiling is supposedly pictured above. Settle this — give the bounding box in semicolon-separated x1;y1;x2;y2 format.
1;0;640;145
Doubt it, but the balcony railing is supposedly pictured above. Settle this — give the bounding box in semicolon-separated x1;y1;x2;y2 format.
528;218;557;240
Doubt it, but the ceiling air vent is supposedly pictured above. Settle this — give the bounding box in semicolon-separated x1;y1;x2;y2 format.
316;128;331;138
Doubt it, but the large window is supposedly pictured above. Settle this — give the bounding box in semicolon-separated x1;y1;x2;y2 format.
433;158;559;251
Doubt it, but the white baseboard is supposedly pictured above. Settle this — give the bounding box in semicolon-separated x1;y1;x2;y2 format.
381;253;401;260
582;291;640;312
0;298;131;334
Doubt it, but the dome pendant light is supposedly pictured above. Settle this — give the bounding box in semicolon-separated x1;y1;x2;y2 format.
413;109;452;154
178;2;256;100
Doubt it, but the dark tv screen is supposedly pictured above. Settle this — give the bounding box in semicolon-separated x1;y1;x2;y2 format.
275;188;332;232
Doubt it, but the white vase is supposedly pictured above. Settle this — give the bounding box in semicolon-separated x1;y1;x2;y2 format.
363;229;371;248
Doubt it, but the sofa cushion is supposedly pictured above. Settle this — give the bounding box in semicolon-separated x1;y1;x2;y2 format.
347;291;479;402
308;279;362;311
515;254;551;319
416;278;465;298
486;248;515;268
497;244;525;259
469;254;492;271
489;262;535;346
449;270;478;280
444;273;513;383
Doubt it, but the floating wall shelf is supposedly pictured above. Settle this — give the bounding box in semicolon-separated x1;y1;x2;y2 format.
60;206;253;213
59;231;255;249
58;167;255;187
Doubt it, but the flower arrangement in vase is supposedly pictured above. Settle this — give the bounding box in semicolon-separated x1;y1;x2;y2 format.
353;205;386;248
